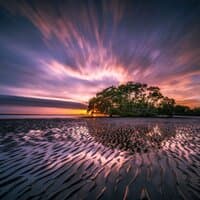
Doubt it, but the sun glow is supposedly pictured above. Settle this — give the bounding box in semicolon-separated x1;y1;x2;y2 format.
0;105;87;115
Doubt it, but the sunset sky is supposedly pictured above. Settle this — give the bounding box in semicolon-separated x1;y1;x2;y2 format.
0;0;200;114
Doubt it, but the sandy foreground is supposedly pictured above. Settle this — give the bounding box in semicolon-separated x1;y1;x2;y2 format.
0;117;199;200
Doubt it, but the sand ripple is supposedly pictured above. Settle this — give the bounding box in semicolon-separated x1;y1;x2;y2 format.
0;118;199;200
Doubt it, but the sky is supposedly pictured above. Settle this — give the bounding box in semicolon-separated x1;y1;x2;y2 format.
0;0;200;114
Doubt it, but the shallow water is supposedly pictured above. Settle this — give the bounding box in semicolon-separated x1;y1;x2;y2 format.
0;118;199;200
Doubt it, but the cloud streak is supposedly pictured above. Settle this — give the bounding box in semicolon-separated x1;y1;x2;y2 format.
0;95;86;109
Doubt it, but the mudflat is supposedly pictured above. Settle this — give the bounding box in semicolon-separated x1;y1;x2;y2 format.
0;117;199;200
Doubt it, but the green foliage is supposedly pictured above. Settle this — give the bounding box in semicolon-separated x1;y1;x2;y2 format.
87;82;200;117
158;97;175;115
192;107;200;116
173;105;200;116
87;82;176;116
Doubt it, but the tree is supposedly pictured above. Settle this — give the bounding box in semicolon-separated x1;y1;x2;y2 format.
174;105;190;115
87;82;176;117
192;107;200;116
159;97;175;115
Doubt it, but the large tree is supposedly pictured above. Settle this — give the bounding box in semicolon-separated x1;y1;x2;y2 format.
87;82;176;116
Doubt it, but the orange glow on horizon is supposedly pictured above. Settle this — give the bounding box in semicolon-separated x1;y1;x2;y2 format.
0;105;87;115
176;99;200;108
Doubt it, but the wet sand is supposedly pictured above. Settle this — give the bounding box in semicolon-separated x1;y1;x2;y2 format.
0;118;199;200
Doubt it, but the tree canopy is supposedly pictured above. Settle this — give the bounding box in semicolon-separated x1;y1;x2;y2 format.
87;82;176;117
87;82;200;117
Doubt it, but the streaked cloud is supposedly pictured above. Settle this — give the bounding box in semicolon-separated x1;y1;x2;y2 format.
0;0;200;113
0;95;86;114
0;95;86;108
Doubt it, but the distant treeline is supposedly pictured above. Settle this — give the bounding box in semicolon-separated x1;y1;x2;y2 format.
87;82;200;117
174;105;200;116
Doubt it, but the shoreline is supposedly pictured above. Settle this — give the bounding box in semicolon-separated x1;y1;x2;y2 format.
0;114;199;120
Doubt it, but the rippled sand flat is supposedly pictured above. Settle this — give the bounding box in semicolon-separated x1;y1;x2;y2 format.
0;117;199;200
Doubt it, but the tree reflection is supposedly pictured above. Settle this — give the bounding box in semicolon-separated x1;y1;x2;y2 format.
87;120;177;153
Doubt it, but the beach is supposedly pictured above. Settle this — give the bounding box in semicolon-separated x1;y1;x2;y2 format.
0;117;199;200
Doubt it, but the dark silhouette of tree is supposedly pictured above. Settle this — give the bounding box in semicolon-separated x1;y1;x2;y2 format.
192;107;200;116
158;97;175;116
173;105;200;116
88;82;200;117
174;105;190;115
87;82;177;116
